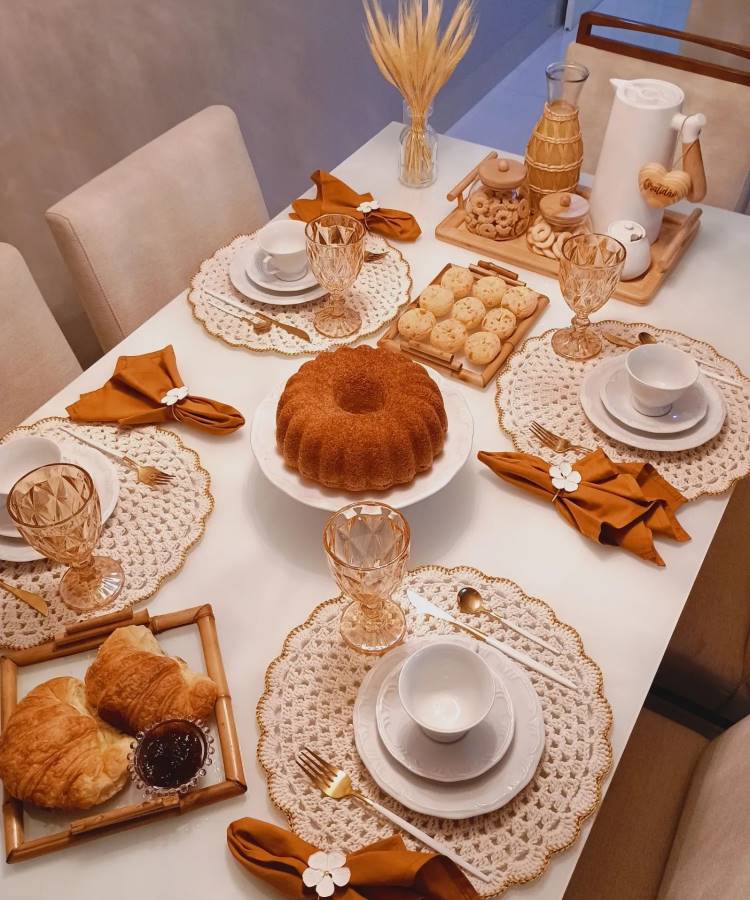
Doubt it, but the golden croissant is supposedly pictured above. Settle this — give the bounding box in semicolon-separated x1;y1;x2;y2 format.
85;625;218;734
0;676;130;810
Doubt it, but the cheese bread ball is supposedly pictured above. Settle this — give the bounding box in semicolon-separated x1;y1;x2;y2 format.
451;296;485;331
418;285;454;318
473;275;508;310
430;318;467;353
465;331;501;365
440;266;475;300
397;307;436;341
501;286;538;320
482;307;517;340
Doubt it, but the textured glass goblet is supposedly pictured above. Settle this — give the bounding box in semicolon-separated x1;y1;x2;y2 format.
305;214;364;338
552;233;626;360
7;463;124;611
323;501;409;654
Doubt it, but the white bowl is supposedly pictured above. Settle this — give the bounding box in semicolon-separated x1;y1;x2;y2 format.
398;641;496;743
626;344;699;417
0;437;62;537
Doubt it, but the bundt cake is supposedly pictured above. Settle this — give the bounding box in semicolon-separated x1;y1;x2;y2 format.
276;345;448;491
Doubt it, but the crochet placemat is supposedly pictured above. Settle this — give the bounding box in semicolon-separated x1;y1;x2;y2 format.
257;565;612;897
0;418;212;649
188;233;412;355
496;321;750;500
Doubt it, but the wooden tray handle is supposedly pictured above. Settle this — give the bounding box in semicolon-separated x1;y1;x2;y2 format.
447;151;497;204
64;608;135;636
69;797;180;836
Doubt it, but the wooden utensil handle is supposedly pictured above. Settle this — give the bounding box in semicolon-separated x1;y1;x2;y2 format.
684;139;707;203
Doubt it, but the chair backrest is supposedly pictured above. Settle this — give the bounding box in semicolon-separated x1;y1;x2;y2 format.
567;13;750;211
657;713;750;899
0;244;81;435
46;105;268;351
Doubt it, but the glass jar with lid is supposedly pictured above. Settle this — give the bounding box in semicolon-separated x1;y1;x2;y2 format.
465;156;530;241
526;191;591;259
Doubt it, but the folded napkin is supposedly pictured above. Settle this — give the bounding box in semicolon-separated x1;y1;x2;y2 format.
291;171;421;242
227;818;479;899
66;345;244;435
477;448;690;566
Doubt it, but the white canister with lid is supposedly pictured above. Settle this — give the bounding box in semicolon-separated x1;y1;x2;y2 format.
606;220;651;280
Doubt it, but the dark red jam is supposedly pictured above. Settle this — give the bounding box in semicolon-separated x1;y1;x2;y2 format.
135;720;207;789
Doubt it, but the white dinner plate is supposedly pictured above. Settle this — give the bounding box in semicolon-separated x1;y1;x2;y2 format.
354;636;544;819
243;244;318;294
250;379;474;511
375;655;515;783
580;356;726;452
229;238;327;307
600;363;707;434
0;443;120;563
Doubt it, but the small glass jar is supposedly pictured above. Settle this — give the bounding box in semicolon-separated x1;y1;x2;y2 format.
465;156;530;241
526;191;591;260
399;102;437;188
128;718;214;798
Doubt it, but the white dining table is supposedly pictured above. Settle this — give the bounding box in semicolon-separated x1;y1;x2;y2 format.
3;121;749;900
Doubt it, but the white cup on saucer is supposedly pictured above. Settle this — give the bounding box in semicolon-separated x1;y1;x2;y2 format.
626;344;700;417
398;641;496;743
0;436;62;537
256;220;308;282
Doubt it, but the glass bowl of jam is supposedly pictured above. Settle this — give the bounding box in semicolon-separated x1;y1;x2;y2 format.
128;719;215;797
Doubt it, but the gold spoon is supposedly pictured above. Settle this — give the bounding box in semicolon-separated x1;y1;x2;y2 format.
457;587;558;654
364;250;388;263
0;578;48;616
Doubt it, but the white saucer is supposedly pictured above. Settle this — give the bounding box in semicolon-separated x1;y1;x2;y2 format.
600;364;707;434
354;636;544;819
229;239;327;307
0;443;120;563
581;356;726;452
250;377;474;512
375;657;515;783
245;246;318;293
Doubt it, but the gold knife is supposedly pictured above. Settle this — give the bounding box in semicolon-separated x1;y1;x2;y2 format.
0;578;48;616
203;290;311;343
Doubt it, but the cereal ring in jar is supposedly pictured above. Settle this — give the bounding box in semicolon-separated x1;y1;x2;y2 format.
513;218;527;237
469;192;490;214
517;198;529;220
488;198;502;216
495;208;514;230
552;231;572;259
478;222;497;238
529;220;553;246
495;224;512;238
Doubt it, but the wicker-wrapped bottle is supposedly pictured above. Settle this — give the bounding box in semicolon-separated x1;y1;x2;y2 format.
525;63;589;212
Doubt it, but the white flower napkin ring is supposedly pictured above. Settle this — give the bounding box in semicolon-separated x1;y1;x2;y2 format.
549;462;581;502
302;850;351;897
161;385;189;407
356;199;380;215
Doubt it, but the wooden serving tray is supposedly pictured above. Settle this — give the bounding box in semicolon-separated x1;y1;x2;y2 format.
435;152;702;306
378;261;549;388
1;604;245;862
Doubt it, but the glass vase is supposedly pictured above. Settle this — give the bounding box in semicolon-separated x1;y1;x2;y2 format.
399;102;437;188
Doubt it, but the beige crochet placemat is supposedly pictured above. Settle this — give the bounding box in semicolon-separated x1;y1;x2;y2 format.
496;321;750;500
257;565;612;897
188;233;412;356
0;418;212;649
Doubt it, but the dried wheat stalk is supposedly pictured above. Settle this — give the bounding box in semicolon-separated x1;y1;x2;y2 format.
364;0;476;185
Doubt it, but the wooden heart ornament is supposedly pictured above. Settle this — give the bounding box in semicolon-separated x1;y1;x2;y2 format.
638;163;692;209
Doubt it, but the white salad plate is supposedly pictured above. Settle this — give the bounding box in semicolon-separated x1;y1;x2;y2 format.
354;636;545;820
0;442;120;563
229;238;327;307
600;363;707;434
250;377;474;512
581;356;726;452
375;655;515;783
244;246;318;294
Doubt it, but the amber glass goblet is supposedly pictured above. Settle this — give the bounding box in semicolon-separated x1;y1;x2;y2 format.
305;214;365;338
323;501;409;654
7;463;124;612
552;233;626;360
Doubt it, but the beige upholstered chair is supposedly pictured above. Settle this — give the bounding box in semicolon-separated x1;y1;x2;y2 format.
655;479;750;721
0;244;81;435
567;28;750;211
564;708;750;899
46;105;268;351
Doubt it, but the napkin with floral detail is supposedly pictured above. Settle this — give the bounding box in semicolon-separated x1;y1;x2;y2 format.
66;345;244;435
478;448;690;566
227;818;479;899
290;170;421;242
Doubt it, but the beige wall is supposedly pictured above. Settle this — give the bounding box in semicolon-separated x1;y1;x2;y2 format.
0;0;563;367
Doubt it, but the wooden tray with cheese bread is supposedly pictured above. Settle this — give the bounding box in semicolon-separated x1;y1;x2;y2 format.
379;260;549;388
0;604;244;862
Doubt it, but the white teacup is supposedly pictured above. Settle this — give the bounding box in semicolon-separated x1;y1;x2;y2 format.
398;641;496;743
256;220;308;282
0;436;62;537
626;344;699;417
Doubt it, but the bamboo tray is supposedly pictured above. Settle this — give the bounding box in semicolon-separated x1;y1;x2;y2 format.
1;604;245;862
435;151;702;306
378;261;549;388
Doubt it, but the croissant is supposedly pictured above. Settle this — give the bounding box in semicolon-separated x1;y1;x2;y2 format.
0;676;130;809
85;625;218;734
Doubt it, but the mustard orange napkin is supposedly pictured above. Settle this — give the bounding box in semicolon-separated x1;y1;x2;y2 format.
291;171;421;242
66;345;244;435
478;448;690;566
227;818;479;899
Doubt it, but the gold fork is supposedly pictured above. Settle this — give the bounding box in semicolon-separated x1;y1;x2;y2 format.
530;421;593;455
295;746;489;882
59;427;174;488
